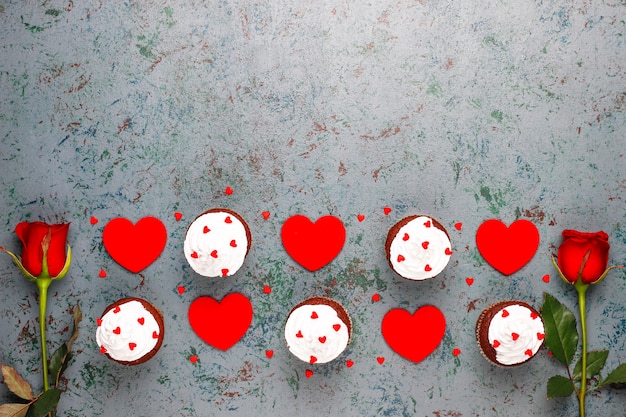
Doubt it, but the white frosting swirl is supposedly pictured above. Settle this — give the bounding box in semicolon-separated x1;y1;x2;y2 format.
184;211;249;277
488;304;545;365
389;216;452;280
284;304;350;364
96;300;161;362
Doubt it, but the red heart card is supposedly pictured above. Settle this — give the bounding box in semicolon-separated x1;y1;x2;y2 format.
102;217;167;273
381;305;446;363
188;293;253;351
476;219;540;275
281;215;346;271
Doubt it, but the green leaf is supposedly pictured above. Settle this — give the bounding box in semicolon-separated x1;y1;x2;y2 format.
573;350;609;381
602;363;626;386
0;403;30;417
541;293;578;366
547;375;576;399
1;365;34;400
48;343;68;387
25;389;60;417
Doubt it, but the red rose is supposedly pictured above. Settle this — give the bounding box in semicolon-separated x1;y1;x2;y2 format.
14;221;70;278
557;230;610;285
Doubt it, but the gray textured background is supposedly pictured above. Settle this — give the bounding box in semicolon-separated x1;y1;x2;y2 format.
1;1;625;416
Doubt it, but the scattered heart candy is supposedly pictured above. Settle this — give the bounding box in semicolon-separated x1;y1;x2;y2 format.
465;277;474;286
265;350;274;358
90;216;99;225
189;355;198;363
174;212;183;221
262;211;271;220
357;214;365;222
376;357;385;364
225;186;234;195
383;207;392;215
542;274;550;283
454;222;462;231
371;293;381;302
177;286;186;295
263;285;272;294
346;359;354;368
98;269;107;278
453;348;462;357
305;369;314;378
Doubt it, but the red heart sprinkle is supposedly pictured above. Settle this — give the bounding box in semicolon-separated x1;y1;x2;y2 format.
189;355;198;363
542;274;550;283
177;286;186;295
397;254;405;262
310;356;317;364
422;241;429;249
537;333;545;340
346;359;354;368
113;326;121;334
376;357;385;364
318;336;326;344
305;370;314;378
454;222;462;231
137;317;145;325
265;350;274;358
174;212;183;221
424;220;431;227
152;331;159;339
525;349;533;356
371;293;381;302
230;240;237;247
493;340;501;348
453;348;461;357
402;233;409;241
129;343;137;351
98;269;107;278
296;330;303;338
311;311;318;319
357;214;365;222
113;306;121;313
445;248;452;255
97;318;102;326
501;309;509;318
225;186;233;195
383;207;392;215
221;268;229;277
511;333;520;341
191;251;199;259
100;346;107;354
203;226;210;234
424;264;432;272
90;216;99;225
333;324;341;331
263;285;272;294
530;311;539;319
210;250;218;258
262;211;270;220
465;277;474;286
225;216;232;224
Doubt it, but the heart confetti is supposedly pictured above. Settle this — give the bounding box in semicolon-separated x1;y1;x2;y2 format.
263;285;272;294
177;286;186;295
102;217;167;273
98;269;107;278
376;357;385;364
381;305;446;363
372;293;381;302
383;207;392;215
262;211;271;220
453;348;462;357
475;219;540;276
465;277;474;286
225;186;234;195
357;214;365;222
542;274;550;283
174;212;183;221
188;293;253;351
281;215;346;271
90;216;99;225
265;350;274;359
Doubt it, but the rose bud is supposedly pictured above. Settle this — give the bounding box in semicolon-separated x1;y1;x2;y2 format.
556;230;612;285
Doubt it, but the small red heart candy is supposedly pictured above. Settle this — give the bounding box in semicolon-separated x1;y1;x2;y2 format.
174;212;183;221
224;216;232;224
371;293;381;302
402;233;410;241
189;355;198;363
376;357;385;364
537;333;545;340
453;348;461;357
311;311;318;319
296;330;303;338
98;269;107;278
465;277;474;286
90;216;99;225
511;332;519;341
100;346;107;354
383;207;392;215
137;317;145;325
221;268;229;277
305;369;314;378
225;186;233;195
230;240;237;247
152;331;159;339
502;309;509;318
129;342;137;351
210;250;218;258
525;349;533;357
177;286;186;295
397;254;405;262
454;222;462;231
357;214;365;222
493;340;501;348
542;274;550;283
309;356;317;364
96;318;102;326
333;324;341;331
191;251;199;259
262;211;271;220
422;241;429;249
263;285;272;294
424;264;432;272
424;220;431;227
346;359;354;368
265;350;274;358
203;226;210;234
318;336;326;344
445;248;452;255
113;306;121;313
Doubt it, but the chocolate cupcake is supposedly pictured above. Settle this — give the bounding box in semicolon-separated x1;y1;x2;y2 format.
183;208;252;277
284;297;352;364
96;297;165;365
385;215;452;280
476;300;545;367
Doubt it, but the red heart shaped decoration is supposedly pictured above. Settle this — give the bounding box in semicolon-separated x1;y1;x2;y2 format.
102;217;167;273
188;293;253;351
476;219;540;275
381;305;446;363
281;215;346;271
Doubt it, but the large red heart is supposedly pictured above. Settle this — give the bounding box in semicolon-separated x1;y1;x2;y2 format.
381;305;446;363
281;215;346;271
476;219;540;275
188;293;253;351
102;217;167;273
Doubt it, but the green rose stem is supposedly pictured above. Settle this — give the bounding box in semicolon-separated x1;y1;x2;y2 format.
575;280;589;417
38;234;53;392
